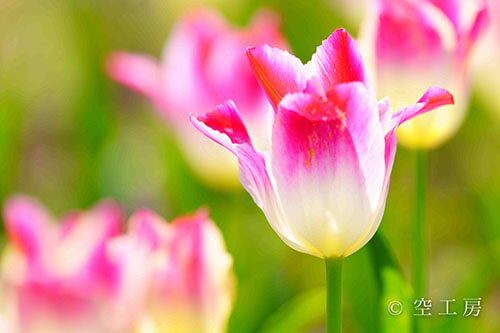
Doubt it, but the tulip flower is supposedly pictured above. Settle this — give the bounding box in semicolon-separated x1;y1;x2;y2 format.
107;8;287;189
359;0;488;311
361;0;488;149
474;0;500;121
191;28;453;332
1;197;235;333
1;196;124;333
109;209;235;333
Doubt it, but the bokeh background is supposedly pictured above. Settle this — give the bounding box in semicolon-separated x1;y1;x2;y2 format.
0;0;499;332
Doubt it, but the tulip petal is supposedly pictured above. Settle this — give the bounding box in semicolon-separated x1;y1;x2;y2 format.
462;4;489;55
51;201;123;285
128;209;169;250
429;0;489;57
374;0;455;67
392;86;455;128
3;196;54;262
428;0;461;29
343;84;450;255
148;211;234;333
191;101;321;256
307;28;368;91
246;45;308;110
106;52;167;110
377;97;393;132
190;101;269;208
271;82;385;257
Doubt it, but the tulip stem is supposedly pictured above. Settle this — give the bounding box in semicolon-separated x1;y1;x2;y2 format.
325;257;343;333
412;150;427;332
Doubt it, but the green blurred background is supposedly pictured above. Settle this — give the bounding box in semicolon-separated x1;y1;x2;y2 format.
0;0;499;332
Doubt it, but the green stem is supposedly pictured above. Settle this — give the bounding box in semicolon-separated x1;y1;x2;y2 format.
325;257;343;333
412;150;427;332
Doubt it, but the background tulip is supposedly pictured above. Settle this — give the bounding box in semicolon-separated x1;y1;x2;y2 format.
474;0;500;122
1;196;124;333
1;197;234;333
192;28;453;332
360;3;488;330
107;8;287;189
361;0;488;149
109;209;235;333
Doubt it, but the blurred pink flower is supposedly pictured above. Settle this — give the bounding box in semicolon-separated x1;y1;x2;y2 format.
2;196;124;333
191;29;453;258
473;0;500;121
107;8;287;188
109;209;235;333
1;197;234;333
360;0;488;148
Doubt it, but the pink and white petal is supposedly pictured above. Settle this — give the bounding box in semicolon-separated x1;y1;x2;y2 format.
331;83;385;206
307;28;369;91
190;101;269;209
246;45;309;110
161;211;210;300
429;0;489;49
106;234;154;332
161;9;227;113
377;97;393;133
391;86;454;128
190;100;252;155
92;200;124;237
50;201;123;285
147;211;234;332
190;101;319;256
460;4;489;57
106;52;168;110
128;209;169;250
3;196;55;262
16;280;100;332
277;82;385;208
205;9;287;111
344;126;399;256
374;0;455;68
428;0;462;30
271;86;384;257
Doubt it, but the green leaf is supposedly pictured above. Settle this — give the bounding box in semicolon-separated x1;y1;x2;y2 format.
368;232;412;333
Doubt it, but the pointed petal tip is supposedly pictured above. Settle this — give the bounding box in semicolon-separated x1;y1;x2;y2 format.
419;86;454;106
105;52;135;78
190;100;251;154
393;86;455;129
328;28;350;41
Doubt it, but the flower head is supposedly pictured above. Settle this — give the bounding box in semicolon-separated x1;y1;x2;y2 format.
361;0;488;148
191;29;453;258
1;196;124;333
110;209;235;333
473;0;500;121
1;197;234;333
107;8;287;188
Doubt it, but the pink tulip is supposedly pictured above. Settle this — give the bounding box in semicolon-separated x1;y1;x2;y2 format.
191;29;453;258
360;0;488;148
474;0;500;120
110;209;235;333
107;8;287;188
2;197;234;333
2;196;124;333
